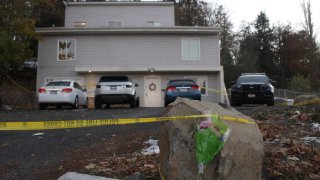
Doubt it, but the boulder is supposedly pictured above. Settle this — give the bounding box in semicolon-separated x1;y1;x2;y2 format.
58;172;120;180
159;98;263;180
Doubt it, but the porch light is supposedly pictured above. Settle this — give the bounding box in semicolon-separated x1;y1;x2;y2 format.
148;68;155;73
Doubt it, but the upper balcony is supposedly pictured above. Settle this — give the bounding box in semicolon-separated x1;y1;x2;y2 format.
64;1;175;28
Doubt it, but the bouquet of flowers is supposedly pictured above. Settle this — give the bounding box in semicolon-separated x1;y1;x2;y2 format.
195;113;230;180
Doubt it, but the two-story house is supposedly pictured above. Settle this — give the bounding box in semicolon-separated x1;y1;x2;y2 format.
36;1;224;107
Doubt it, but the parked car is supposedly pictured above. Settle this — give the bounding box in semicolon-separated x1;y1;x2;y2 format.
230;73;275;106
38;80;88;110
22;58;38;70
164;79;201;107
94;76;139;109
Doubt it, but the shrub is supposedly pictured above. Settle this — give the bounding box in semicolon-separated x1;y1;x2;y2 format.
289;74;311;92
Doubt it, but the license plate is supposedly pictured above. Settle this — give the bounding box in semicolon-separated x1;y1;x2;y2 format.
179;88;188;93
50;91;57;94
248;94;255;98
110;86;117;90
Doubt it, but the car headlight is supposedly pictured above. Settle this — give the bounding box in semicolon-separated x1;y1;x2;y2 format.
262;84;274;93
233;84;242;90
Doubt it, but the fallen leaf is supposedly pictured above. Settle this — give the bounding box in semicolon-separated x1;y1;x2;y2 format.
85;163;96;169
144;164;156;169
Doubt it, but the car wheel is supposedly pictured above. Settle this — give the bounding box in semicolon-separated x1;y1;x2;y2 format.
135;97;140;108
84;98;89;109
164;101;169;107
105;103;111;109
39;104;47;110
94;97;102;109
231;100;241;107
73;97;79;109
130;96;136;108
267;100;274;106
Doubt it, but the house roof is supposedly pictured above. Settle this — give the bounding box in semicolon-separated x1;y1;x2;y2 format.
36;27;220;36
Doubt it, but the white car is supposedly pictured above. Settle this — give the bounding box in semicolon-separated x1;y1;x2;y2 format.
38;80;88;110
94;76;139;109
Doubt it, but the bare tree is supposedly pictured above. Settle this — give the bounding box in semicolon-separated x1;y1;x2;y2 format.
300;0;319;89
300;0;314;38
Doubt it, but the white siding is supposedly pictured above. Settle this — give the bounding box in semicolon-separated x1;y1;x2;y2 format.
65;4;175;28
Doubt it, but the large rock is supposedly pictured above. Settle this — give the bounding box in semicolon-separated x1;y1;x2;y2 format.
159;98;263;180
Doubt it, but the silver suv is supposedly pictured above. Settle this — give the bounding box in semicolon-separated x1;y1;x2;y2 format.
94;76;139;109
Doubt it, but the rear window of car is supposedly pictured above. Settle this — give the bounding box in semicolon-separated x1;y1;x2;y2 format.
237;75;269;83
46;81;71;86
168;80;196;86
99;76;130;82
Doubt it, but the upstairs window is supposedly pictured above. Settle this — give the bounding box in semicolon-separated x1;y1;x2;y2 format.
182;38;200;60
73;21;87;28
57;39;76;61
147;21;161;27
108;21;122;27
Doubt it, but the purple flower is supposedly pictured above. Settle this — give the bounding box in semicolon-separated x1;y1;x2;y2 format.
199;120;212;129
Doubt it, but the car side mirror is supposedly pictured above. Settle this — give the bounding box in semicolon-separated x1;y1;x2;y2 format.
269;79;276;85
161;89;165;92
83;88;87;92
135;84;138;87
231;81;236;85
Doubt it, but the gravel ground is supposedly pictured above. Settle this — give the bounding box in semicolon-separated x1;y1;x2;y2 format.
3;105;317;180
0;107;164;180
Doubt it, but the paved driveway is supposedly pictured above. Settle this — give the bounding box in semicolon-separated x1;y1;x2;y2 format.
0;108;165;180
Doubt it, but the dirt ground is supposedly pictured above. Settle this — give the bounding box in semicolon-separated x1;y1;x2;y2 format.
252;105;320;179
40;105;319;179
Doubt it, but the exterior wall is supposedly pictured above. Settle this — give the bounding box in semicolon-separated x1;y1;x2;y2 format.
65;3;175;28
36;34;222;107
37;34;219;71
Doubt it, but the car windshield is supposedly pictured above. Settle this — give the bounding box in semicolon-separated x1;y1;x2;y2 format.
46;81;71;86
237;75;269;84
99;76;129;82
168;80;196;86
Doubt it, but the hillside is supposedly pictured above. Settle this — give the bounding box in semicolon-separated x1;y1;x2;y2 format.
0;71;38;109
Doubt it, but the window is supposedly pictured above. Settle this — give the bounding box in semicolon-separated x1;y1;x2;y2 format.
57;39;76;61
108;21;122;27
182;38;200;60
73;21;87;28
44;77;83;85
147;21;161;27
184;76;208;95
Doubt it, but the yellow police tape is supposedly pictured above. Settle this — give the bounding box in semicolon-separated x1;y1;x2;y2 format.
0;114;255;131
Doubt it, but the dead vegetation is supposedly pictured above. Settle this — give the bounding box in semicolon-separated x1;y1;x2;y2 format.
0;71;37;109
254;105;320;179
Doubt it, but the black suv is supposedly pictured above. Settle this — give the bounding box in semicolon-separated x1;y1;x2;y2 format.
94;76;139;109
230;73;275;106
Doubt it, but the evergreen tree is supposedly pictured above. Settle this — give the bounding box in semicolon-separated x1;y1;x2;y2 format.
253;12;277;76
175;0;209;26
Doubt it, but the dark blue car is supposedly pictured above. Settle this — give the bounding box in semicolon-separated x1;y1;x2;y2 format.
164;79;201;107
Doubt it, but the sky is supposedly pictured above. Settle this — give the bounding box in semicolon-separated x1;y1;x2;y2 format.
207;0;320;38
